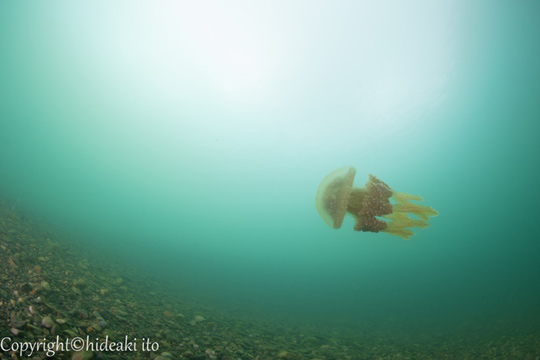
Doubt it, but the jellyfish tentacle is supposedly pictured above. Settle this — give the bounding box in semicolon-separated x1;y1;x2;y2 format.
383;212;430;229
383;226;415;240
392;203;439;222
392;191;424;203
381;191;439;239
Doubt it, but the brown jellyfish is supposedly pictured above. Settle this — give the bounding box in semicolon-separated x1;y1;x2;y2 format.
315;166;438;240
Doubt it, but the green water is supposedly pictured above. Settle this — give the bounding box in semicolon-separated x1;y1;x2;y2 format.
1;0;539;341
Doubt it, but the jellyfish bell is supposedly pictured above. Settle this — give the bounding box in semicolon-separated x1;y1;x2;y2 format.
315;166;356;229
315;166;438;239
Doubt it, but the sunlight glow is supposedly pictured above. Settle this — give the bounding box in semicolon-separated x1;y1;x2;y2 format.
122;2;271;104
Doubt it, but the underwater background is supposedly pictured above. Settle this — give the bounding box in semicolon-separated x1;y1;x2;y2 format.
1;0;540;357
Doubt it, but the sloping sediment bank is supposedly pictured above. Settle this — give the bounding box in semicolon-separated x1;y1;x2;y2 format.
1;198;539;360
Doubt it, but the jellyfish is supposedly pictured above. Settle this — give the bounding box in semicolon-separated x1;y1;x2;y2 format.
315;166;438;239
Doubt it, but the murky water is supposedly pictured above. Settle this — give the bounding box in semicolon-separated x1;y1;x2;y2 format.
1;1;539;356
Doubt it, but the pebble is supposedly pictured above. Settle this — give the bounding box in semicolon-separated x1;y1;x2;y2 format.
41;316;55;329
19;283;33;293
65;329;78;337
191;355;207;360
41;281;51;291
165;330;181;343
103;327;116;336
74;278;87;288
11;315;26;329
97;319;108;328
278;350;297;359
71;286;82;296
72;350;95;360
